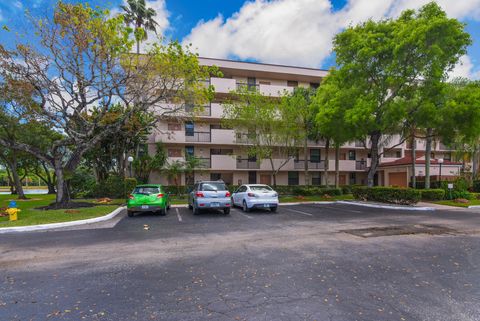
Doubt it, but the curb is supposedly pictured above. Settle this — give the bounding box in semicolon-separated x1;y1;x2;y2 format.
280;201;336;206
0;206;126;234
336;201;435;211
467;205;480;209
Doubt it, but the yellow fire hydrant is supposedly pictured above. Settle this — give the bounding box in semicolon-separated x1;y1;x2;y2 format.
6;208;20;221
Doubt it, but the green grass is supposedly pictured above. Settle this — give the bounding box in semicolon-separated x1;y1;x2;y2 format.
434;199;480;208
0;194;124;228
168;194;354;205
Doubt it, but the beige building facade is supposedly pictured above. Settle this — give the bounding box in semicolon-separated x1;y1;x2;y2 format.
148;58;464;187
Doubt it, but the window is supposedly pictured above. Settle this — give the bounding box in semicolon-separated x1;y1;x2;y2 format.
168;123;181;131
168;148;182;157
340;153;346;160
310;149;321;162
311;172;321;185
250;185;273;192
288;171;299;186
396;150;402;158
287;80;298;87
210;173;222;181
348;150;356;160
310;82;320;89
247;77;257;91
201;182;226;191
133;186;160;194
349;173;356;185
185;146;194;158
444;152;452;161
185;121;194;136
248;171;257;184
210;149;233;155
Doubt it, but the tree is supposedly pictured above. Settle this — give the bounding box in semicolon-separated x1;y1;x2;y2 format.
163;160;184;194
281;87;318;185
329;2;470;187
133;143;167;183
121;0;159;54
0;2;214;206
223;87;298;187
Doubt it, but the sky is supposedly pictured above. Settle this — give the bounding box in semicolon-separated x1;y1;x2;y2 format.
1;0;480;79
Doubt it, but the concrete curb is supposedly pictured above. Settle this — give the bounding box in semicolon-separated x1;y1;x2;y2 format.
280;201;337;206
0;206;126;234
336;201;435;211
467;205;480;209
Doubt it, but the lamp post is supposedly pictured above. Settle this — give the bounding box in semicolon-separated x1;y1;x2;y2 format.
438;158;444;185
127;156;134;178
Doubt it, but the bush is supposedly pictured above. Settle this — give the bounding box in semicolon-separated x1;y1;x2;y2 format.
420;189;445;201
290;186;342;196
472;180;480;192
446;190;473;200
70;167;96;198
352;186;421;205
92;175;138;199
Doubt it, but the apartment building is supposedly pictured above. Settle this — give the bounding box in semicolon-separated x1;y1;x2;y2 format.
148;57;464;187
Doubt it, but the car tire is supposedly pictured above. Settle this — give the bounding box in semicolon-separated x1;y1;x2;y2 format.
127;211;134;217
159;208;166;216
242;201;250;213
270;206;277;213
188;204;193;210
224;208;230;215
167;204;171;211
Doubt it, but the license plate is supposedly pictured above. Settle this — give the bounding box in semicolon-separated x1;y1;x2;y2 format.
211;202;220;207
263;204;270;208
141;205;149;209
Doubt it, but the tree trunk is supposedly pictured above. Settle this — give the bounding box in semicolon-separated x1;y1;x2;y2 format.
8;154;27;199
269;158;277;187
472;145;478;181
335;144;340;188
304;136;309;185
367;132;381;187
54;159;70;205
411;135;416;188
425;128;433;189
324;139;330;187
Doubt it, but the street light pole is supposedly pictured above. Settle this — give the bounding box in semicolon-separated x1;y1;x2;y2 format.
438;158;444;185
127;156;134;178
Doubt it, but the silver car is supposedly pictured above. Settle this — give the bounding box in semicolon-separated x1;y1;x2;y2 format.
188;181;231;215
232;184;279;212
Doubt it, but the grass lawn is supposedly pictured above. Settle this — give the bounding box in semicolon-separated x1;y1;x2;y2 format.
434;199;480;208
169;194;354;205
0;194;124;228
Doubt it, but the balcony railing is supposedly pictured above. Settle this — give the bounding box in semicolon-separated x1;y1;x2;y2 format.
185;131;211;142
195;157;211;169
236;82;259;92
355;160;367;170
236;158;260;169
355;140;365;148
294;160;325;170
185;104;211;116
235;133;256;144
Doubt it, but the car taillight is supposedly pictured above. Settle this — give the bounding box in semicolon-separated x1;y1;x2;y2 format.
196;192;204;198
128;194;134;200
247;192;256;197
225;191;231;197
157;193;164;198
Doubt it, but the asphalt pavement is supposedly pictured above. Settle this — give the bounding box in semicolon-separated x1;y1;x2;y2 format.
1;203;480;321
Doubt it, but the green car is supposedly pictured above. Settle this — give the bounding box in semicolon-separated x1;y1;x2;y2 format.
127;184;170;217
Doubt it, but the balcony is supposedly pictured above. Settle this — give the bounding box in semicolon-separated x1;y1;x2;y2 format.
236;82;259;91
211;129;236;144
236;158;260;169
211;155;236;170
185;131;211;142
185;103;211;116
259;84;294;97
210;77;236;93
355;160;367;170
210;103;224;118
355;140;365;148
195;157;211;169
293;160;326;170
235;133;256;144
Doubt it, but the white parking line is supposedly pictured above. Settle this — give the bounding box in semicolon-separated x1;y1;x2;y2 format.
283;208;313;216
233;208;253;219
175;208;183;222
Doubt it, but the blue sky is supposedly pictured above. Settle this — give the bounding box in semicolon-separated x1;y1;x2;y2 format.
1;0;480;78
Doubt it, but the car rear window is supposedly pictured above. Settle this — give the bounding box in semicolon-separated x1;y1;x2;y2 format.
250;185;273;192
200;182;226;191
133;187;160;194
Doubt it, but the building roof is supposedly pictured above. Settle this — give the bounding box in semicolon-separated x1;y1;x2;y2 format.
379;155;462;168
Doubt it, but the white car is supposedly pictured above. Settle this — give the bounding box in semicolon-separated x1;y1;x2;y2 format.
232;184;279;212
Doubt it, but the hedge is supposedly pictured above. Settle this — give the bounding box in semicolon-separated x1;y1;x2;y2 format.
352;186;421;205
420;189;445;201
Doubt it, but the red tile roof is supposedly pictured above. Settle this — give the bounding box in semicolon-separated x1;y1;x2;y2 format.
379;155;462;167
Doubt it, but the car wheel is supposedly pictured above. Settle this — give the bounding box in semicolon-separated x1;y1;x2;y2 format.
167;203;171;211
242;201;250;213
127;211;134;217
224;208;230;215
188;204;193;210
270;206;277;213
159;208;166;216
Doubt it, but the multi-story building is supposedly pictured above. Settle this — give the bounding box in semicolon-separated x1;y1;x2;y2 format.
149;57;465;187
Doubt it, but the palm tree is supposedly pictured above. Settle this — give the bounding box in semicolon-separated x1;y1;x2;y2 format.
121;0;159;54
163;160;183;195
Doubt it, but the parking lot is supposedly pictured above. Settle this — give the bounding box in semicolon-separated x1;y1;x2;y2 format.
1;203;480;320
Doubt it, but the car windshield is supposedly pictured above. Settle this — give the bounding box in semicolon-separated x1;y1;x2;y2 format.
133;187;160;195
201;182;226;191
250;185;273;192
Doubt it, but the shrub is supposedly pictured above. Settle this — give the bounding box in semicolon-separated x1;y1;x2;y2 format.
70;167;96;198
448;190;473;200
420;189;445;201
92;175;138;199
472;180;480;193
352;186;421;205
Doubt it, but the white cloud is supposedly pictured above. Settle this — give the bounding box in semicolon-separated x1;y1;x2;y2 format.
111;0;170;52
449;55;480;80
182;0;480;68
